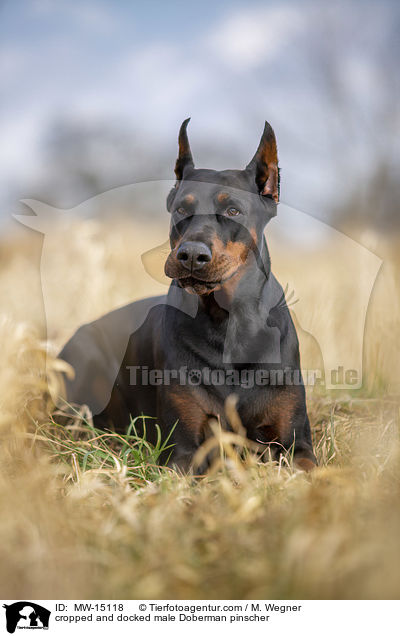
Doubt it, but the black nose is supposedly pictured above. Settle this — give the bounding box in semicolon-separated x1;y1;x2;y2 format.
176;241;212;271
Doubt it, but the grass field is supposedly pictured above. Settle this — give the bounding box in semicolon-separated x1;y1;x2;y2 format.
0;216;399;599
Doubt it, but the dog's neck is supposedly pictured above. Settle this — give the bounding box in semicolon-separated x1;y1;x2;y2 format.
197;236;283;365
203;235;271;315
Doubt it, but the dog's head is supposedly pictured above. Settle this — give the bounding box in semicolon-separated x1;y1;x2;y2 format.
164;119;279;295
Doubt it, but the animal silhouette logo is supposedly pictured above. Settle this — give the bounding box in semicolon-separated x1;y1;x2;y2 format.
14;182;381;392
2;602;50;633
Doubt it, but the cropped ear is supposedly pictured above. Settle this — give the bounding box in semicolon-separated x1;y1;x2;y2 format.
246;121;279;203
174;118;194;182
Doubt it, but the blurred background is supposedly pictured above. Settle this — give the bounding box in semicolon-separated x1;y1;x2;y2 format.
0;0;399;392
1;0;399;234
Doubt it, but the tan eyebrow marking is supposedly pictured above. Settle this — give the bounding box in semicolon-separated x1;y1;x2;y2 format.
183;194;195;204
216;192;230;203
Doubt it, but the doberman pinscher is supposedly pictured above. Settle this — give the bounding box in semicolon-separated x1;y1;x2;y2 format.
59;119;317;472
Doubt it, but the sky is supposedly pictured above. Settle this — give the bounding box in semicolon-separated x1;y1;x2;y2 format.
0;0;398;229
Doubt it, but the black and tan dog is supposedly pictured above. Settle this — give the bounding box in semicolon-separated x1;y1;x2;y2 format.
59;119;317;472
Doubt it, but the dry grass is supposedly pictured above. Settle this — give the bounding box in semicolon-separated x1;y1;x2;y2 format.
0;216;399;599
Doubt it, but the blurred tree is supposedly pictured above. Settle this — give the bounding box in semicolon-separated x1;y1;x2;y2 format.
33;119;172;211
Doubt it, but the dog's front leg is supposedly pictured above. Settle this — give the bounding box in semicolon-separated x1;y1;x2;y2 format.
160;387;212;474
292;450;318;472
256;386;317;471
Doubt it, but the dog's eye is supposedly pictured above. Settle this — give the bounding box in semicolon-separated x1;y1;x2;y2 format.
176;207;187;216
226;207;241;217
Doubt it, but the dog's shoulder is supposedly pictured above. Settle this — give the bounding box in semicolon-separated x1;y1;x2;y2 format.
60;294;167;362
58;294;168;414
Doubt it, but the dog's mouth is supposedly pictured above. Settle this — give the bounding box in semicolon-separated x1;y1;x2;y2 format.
164;252;240;295
176;270;238;295
178;275;220;291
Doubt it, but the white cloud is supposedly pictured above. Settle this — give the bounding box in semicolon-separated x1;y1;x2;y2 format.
207;5;304;70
